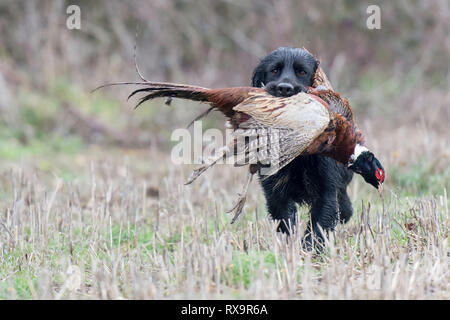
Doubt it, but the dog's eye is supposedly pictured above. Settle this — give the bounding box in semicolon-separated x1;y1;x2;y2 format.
298;70;307;76
271;68;279;74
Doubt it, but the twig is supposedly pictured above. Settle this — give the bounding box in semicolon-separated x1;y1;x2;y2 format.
133;25;149;82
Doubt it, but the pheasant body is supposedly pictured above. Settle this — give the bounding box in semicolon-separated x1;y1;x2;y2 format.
126;82;366;173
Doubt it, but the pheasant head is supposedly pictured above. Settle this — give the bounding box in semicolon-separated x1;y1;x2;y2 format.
348;145;385;196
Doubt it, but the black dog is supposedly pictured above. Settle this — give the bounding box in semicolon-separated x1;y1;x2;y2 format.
251;47;354;249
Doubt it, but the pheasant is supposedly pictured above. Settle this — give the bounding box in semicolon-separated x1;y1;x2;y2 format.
97;81;385;223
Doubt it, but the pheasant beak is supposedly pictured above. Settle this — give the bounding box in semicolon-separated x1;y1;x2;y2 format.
377;183;383;198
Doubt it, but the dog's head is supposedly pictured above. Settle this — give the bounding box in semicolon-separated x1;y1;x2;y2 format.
252;47;319;97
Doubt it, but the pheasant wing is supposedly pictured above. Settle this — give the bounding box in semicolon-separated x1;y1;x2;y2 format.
311;90;353;122
311;90;366;145
231;92;331;176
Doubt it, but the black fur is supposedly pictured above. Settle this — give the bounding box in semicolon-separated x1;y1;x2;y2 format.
252;47;318;97
251;47;354;249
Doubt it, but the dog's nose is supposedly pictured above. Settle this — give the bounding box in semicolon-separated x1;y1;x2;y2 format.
276;83;296;97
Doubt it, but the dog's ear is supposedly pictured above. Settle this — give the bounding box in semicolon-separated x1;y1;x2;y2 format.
301;46;319;69
313;59;319;75
251;64;266;88
312;59;334;90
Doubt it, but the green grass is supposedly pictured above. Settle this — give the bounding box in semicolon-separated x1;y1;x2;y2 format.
389;159;450;196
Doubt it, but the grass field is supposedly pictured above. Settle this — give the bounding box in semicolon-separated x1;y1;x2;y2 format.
0;94;448;299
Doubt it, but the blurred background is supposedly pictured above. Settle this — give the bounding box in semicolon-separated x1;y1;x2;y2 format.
0;0;448;193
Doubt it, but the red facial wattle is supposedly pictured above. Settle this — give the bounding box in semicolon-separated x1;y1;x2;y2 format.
375;167;385;184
